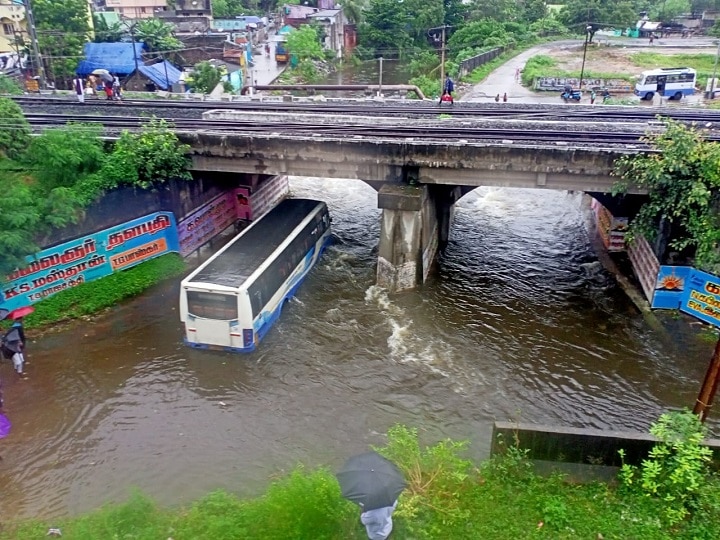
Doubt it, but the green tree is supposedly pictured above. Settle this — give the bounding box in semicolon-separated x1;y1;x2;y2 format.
650;0;691;21
358;0;414;57
558;0;637;42
468;0;521;22
102;118;191;190
32;0;91;87
134;18;183;53
447;20;510;53
613;119;720;272
286;25;324;61
337;0;366;24
190;61;232;93
0;74;23;95
211;0;245;18
0;171;42;276
0;98;30;160
93;15;125;43
523;0;548;22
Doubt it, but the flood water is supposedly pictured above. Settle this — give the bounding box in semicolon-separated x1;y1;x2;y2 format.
0;177;717;520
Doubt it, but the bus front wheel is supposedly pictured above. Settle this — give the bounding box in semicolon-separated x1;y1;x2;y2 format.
643;92;654;101
672;92;682;100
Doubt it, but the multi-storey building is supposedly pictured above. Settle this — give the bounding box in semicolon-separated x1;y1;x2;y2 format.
102;0;168;19
0;0;25;54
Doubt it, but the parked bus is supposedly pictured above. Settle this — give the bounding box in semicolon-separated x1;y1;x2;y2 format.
634;67;696;100
180;198;332;352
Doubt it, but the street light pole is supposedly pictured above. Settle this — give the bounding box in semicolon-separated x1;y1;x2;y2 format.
23;0;46;89
578;24;592;90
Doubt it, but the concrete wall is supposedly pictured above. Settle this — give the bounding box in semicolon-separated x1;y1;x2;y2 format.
37;172;262;248
491;421;720;467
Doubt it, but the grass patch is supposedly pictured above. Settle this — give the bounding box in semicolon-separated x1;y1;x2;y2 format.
521;53;635;89
2;419;719;539
7;253;186;330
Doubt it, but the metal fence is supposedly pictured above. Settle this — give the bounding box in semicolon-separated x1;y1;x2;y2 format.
458;47;505;77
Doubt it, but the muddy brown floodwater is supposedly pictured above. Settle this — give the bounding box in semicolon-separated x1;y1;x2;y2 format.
0;177;717;520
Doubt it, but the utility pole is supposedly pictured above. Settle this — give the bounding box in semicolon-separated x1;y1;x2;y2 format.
578;24;592;90
709;39;720;99
23;0;45;89
378;56;383;97
439;24;446;97
693;336;720;422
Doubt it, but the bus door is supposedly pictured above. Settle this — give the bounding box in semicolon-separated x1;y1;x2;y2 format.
656;75;667;96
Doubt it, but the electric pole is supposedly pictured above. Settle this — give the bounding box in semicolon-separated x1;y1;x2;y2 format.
23;0;46;89
439;24;446;97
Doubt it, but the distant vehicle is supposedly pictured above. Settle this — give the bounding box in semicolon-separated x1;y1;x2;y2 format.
180;198;332;352
275;42;289;64
561;85;582;102
634;67;696;100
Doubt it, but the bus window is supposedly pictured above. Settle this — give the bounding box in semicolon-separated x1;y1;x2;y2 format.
187;291;238;320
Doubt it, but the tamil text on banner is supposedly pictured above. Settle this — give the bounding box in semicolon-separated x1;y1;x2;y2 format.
1;212;179;312
177;192;237;256
680;269;720;328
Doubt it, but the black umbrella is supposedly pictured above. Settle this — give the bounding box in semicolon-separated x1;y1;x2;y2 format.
1;328;22;354
336;451;406;511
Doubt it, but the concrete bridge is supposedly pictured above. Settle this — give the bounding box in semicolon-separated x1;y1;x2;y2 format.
180;115;645;293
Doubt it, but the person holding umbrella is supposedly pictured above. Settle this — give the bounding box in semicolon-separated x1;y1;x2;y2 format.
336;451;406;540
1;306;33;378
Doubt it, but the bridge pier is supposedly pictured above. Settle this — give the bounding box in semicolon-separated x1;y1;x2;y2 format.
376;184;459;292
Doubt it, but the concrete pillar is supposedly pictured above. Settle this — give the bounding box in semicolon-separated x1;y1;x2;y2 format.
428;185;462;251
377;184;438;292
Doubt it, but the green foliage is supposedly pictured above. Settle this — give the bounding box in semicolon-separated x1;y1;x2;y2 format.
287;25;324;62
0;97;30;159
33;0;91;85
0;170;42;275
613;119;720;273
23;123;105;191
618;410;714;526
191;61;228;94
448;20;512;56
409;74;441;99
295;59;322;83
103;118;192;189
408;51;439;78
16;253;186;328
558;0;638;41
92;15;125;43
211;0;245;18
357;0;420;58
0;74;23;95
374;425;474;535
520;54;557;86
337;0;366;24
134;18;183;53
650;0;691;22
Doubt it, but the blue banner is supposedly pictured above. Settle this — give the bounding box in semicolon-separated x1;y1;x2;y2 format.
651;266;692;309
1;212;179;312
680;269;720;328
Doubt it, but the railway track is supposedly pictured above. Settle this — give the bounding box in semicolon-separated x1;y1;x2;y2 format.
13;95;720;124
23;112;666;145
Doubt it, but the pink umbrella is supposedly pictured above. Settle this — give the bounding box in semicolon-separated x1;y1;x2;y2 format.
7;306;34;320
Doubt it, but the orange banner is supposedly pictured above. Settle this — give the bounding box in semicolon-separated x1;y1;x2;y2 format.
110;238;168;271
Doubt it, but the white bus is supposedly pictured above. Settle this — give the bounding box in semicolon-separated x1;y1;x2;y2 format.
180;198;332;352
634;67;696;100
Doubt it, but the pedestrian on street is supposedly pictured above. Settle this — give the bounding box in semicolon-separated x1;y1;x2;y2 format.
503;92;507;102
649;34;654;45
515;67;520;81
104;80;114;100
112;74;122;100
439;74;454;104
72;75;85;103
590;89;596;105
495;93;500;102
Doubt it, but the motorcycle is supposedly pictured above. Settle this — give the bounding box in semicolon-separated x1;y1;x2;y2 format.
560;90;582;102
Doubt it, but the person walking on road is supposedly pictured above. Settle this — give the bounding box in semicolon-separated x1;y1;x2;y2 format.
72;75;85;103
503;92;507;102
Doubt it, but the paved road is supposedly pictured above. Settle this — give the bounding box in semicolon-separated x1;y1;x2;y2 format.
460;37;717;105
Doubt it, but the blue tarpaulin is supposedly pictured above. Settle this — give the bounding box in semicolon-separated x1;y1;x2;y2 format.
76;42;145;76
139;60;181;90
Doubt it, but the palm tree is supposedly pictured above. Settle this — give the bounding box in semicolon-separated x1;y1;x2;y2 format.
338;0;366;24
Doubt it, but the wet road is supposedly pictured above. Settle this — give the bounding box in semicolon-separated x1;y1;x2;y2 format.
0;177;716;520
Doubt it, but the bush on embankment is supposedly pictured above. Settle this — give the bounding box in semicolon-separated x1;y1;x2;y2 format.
2;413;720;539
11;253;186;330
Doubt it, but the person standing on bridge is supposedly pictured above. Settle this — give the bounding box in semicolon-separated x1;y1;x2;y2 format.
72;75;85;103
440;74;454;104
